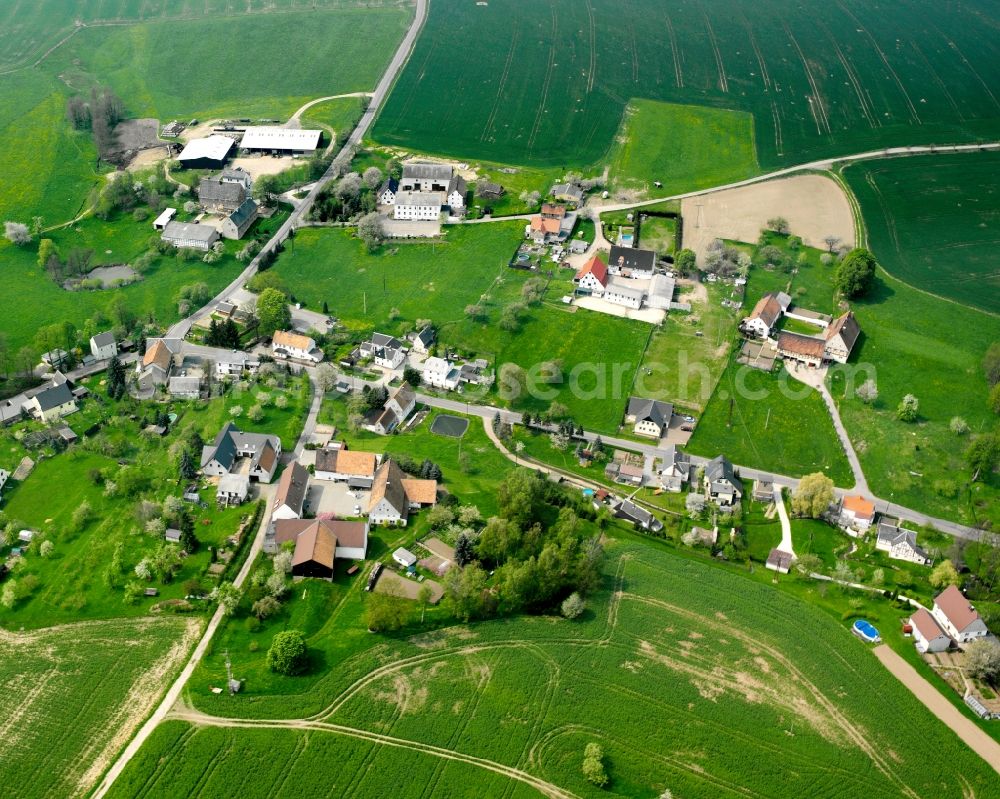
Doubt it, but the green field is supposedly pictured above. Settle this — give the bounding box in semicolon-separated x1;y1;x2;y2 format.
105;539;1000;799
273;225;649;430
1;616;198;799
608;100;759;196
373;0;1000;171
843;152;1000;314
687;361;855;486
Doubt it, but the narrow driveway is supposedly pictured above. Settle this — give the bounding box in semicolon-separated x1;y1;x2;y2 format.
772;486;796;558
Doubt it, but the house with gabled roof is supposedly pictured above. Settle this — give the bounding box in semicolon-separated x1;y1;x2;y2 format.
271;517;369;565
136;338;182;390
875;520;930;565
423;357;460;390
551;182;584;204
376;177;399;205
608;245;656;279
272;330;323;363
776;331;827;367
704;455;742;507
314;447;378;487
217;473;250;507
612;498;662;532
574;255;608;295
823;311;861;364
741;292;790;339
910;607;951;653
625;397;673;439
198;174;247;213
360;332;405;370
368;382;416;435
221;198;259;240
411;325;436;354
839;495;876;533
932;585;989;644
25;381;78;423
201;422;281;483
273;461;309;520
89;331;117;361
369;460;409;525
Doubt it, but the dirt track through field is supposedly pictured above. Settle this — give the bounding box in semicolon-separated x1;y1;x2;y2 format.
873;645;1000;776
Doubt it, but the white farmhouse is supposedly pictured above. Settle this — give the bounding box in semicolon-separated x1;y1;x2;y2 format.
89;331;117;361
932;585;989;644
603;280;644;310
393;190;442;221
574;256;608;295
423;357;460;390
272;330;323;363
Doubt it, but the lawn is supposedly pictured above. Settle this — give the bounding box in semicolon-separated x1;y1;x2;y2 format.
0;375;310;628
688;360;854;486
842;151;1000;314
373;0;1000;171
636;213;676;256
274;225;649;430
106;537;1000;799
0;616;199;799
607;99;759;198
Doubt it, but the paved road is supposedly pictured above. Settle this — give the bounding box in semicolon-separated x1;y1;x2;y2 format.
165;0;428;342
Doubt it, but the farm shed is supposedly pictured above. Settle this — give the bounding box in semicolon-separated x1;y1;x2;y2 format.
177;135;235;168
161;221;220;251
393;548;418;569
240;126;321;154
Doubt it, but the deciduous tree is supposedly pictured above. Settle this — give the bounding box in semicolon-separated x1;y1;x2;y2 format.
791;473;834;518
267;630;308;675
835;248;878;298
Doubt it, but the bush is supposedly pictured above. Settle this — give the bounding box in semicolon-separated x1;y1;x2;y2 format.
561;592;586;619
267;630;308;675
582;743;608;787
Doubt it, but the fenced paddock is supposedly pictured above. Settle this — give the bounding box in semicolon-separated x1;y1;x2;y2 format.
430;415;469;438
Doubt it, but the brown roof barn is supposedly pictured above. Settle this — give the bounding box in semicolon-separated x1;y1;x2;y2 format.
315;448;378;477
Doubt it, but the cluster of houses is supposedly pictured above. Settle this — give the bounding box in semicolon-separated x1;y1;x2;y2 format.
201;421;282;506
837;495;932;565
573;247;676;312
0;371;84;427
740;291;861;367
526;203;578;246
157;167;259;250
378;163;467;221
909;585;989;654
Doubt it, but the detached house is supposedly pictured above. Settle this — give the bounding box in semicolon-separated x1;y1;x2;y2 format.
932;585;989;644
220;198;259;240
272;330;323;363
136;338;182;390
839;495;876;534
875;520;930;565
411;326;436;354
26;381;77;423
201;422;281;483
704;455;742;507
360;333;405;370
272;461;309;520
574;256;608;295
741;292;790;339
367;460;437;526
527;204;575;244
368;383;416;435
423;357;460;390
608;245;656;279
625;397;673;439
89;331;117;361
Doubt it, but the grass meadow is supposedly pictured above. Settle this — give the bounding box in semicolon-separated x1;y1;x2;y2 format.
0;616;198;799
105;538;1000;799
373;0;1000;173
843;151;1000;314
607;100;759;197
273;225;649;430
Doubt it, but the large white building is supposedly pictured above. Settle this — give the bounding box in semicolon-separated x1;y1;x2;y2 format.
932;585;989;644
393;191;442;221
161;221;219;251
423;357;460;390
383;162;467;217
272;330;323;363
240;126;322;154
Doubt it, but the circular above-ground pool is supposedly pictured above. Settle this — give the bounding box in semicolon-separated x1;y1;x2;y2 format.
430;414;469;438
852;619;881;643
517;253;531;263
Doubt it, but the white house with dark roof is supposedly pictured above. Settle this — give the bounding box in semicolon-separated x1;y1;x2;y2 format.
360;333;405;370
220;198;259;240
377;177;399;205
932;585;989;644
704;455;742;507
625;397;673;439
25;381;77;423
608;245;656;279
367;383;416;435
423;357;460;390
875;520;930;565
272;461;309;520
201;422;281;483
411;326;436;354
89;331;117;361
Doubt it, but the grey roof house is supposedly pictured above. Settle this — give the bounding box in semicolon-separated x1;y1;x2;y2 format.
221;198;259;240
704;455;741;507
625;397;673;438
161;221;219;251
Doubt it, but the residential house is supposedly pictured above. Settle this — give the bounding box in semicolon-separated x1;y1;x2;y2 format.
272;461;309;520
376;177;399;205
368;382;416;435
201;422;281;483
526;203;576;245
215;351;260;377
822;312;861;364
551;182;584;204
360;333;406;369
271;518;368;579
423;357;460;390
840;495;876;533
604;461;644;487
740;292;790;339
574;256;608;295
272;330;323;363
392;190;442;221
766;548;794;574
25;381;78;423
220;198;259;240
752;479;775;503
607;245;656;279
704;455;742;507
445;175;467;211
932;585;989;644
369;460;410;525
393;547;418;569
198;175;248;213
411;326;436;354
89;331;117;361
612;499;662;532
161;221;220;251
168;375;202;400
218;167;252;190
458;360;492;386
217;473;250;506
776;331;827;368
625;397;673;439
875;520;930;565
314;448;378;487
910;608;951;653
135;338;182;390
655;445;691;492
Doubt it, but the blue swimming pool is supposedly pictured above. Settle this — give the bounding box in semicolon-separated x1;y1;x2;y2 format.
852;619;881;643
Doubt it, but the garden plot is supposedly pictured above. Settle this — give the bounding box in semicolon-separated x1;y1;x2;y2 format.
681;174;856;261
